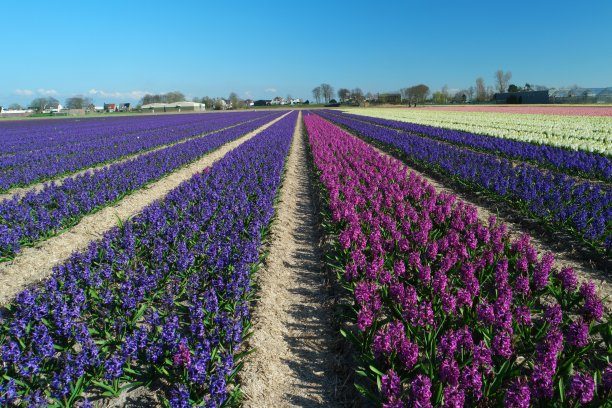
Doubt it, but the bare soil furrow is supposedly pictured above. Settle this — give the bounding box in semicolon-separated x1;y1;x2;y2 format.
240;112;343;407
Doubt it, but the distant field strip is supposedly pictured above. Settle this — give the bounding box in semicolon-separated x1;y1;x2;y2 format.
0;111;276;191
325;110;611;181
346;108;612;155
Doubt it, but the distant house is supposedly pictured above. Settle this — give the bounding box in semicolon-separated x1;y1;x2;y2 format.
141;101;206;112
290;98;301;105
104;103;117;112
253;99;271;106
494;90;549;104
119;103;131;112
270;96;285;105
244;99;255;107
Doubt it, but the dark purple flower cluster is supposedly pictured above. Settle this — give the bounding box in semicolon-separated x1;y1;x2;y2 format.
304;114;609;407
0;111;277;191
0;112;283;259
0;112;297;406
317;110;612;252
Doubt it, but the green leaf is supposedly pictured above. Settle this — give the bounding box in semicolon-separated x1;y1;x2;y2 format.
369;365;385;377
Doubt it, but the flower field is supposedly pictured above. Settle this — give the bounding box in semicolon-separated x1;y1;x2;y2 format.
0;112;283;260
419;105;612;117
346;108;612;155
304;113;610;407
0;112;276;192
0;109;609;407
319;110;611;254
0;111;296;406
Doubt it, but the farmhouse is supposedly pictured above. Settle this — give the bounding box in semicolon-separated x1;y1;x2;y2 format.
141;101;206;112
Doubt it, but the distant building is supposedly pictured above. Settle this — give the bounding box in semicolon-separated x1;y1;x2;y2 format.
104;103;117;112
494;90;549;104
141;101;205;112
253;100;271;106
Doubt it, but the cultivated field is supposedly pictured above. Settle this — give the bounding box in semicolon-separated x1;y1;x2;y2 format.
0;108;609;407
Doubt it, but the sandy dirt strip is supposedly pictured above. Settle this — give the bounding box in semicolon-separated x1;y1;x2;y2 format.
0;113;277;201
0;112;291;305
240;112;344;407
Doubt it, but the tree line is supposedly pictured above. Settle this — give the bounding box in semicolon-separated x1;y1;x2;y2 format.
313;70;551;106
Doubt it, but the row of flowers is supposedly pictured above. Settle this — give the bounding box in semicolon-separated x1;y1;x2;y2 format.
317;111;611;254
304;113;610;407
349;108;612;155
0;113;284;260
0;111;276;192
324;110;610;181
0;111;297;407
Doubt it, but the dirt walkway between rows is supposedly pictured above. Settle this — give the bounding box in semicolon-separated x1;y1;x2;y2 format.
366;142;611;309
0;112;291;306
240;112;344;407
0;114;276;202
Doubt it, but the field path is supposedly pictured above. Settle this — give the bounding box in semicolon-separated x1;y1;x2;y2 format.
0;113;277;201
240;112;342;407
0;112;291;305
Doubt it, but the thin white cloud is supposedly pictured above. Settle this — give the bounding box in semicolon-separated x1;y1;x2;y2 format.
88;89;151;100
14;89;34;96
37;88;58;96
264;88;277;93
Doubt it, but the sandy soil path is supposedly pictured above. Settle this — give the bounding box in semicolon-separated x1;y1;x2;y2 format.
0;114;276;201
0;112;291;305
240;112;343;407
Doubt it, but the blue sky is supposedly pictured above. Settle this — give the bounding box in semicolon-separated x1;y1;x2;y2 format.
1;0;611;106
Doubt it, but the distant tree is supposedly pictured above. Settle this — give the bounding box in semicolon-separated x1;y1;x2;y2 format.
432;91;447;104
229;92;239;109
337;88;350;102
507;84;520;93
524;83;532;92
30;97;59;112
312;86;322;104
412;84;430;104
475;77;486;102
452;91;468;103
467;86;475;102
165;91;185;103
201;96;214;109
486;86;495;101
320;83;334;103
365;91;373;101
65;95;93;109
494;69;512;93
303;100;310;105
214;98;225;110
351;88;365;105
8;103;23;110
